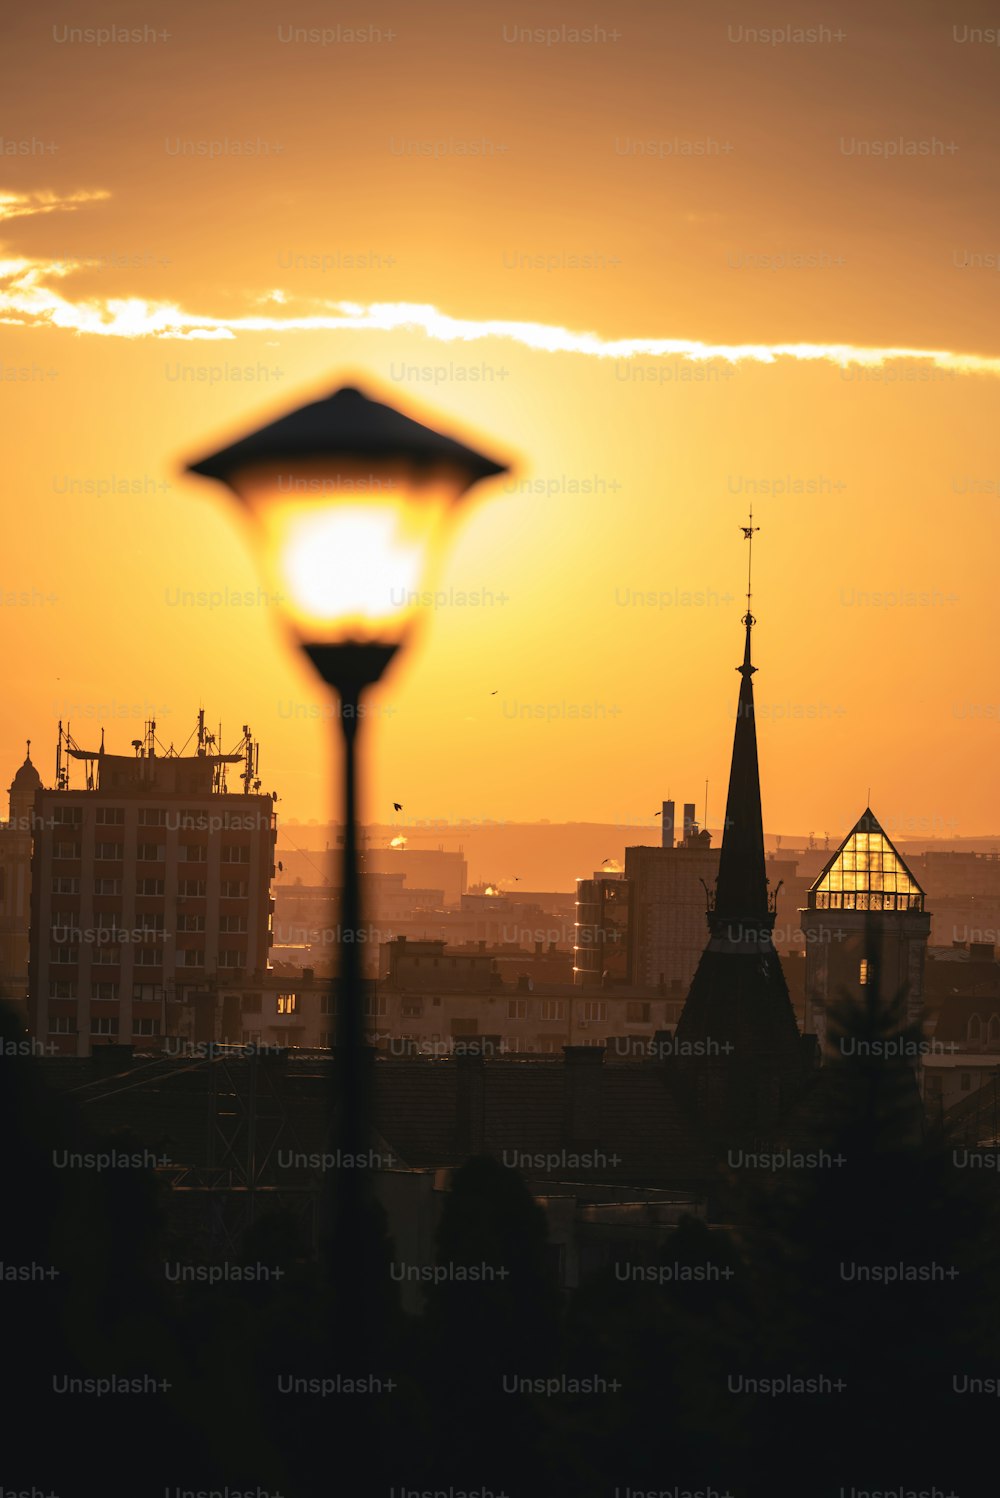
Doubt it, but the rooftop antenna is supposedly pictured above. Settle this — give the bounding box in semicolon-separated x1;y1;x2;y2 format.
703;779;708;832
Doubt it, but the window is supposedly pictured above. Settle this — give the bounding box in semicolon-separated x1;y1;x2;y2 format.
219;950;245;969
579;1001;607;1022
241;1029;261;1045
55;841;80;858
133;1018;160;1037
320;994;337;1016
93;982;118;1001
90;1017;119;1037
219;914;247;933
507;998;529;1020
859;958;870;987
968;1015;983;1044
135;949;163;967
94;878;122;895
364;995;387;1019
138;808;167;826
138;913;165;932
221;845;250;864
177;914;206;932
94;842;122;860
138;878;166;896
241;993;262;1014
49;981;76;999
277;992;297;1015
51;876;79;895
52;806;82;825
92;948;120;965
221;880;248;898
137;843;165;862
96;807;125;825
51;946;78;965
179;844;207;862
401;998;423;1018
48;1016;75;1034
990;1016;1000;1046
180;950;205;968
319;1030;335;1047
626;1001;651;1024
539;999;566;1021
178;880;206;898
133;983;163;1003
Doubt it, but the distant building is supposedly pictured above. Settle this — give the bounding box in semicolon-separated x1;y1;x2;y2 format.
0;743;42;1016
377;935;682;1054
799;808;931;1057
624;818;719;995
573;869;630;986
27;719;276;1056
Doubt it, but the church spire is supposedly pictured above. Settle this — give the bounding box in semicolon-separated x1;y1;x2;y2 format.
711;510;770;932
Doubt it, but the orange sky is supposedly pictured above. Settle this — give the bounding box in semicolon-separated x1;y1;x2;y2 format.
2;0;1000;841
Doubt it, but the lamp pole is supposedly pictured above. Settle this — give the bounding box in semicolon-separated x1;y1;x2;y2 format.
185;382;509;1374
306;642;398;1364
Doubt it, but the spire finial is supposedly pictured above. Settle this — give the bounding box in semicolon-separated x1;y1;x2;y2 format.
740;505;759;624
25;739;30;762
738;507;760;676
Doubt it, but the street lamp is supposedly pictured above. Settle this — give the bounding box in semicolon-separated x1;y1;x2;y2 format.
184;382;508;1353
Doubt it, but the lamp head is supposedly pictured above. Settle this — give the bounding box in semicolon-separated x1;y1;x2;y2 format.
186;384;508;652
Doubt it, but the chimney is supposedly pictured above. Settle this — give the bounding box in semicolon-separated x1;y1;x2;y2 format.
683;803;697;844
662;799;675;849
562;1045;605;1152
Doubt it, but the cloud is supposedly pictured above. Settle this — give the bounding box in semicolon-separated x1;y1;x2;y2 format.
0;188;110;224
1;190;999;373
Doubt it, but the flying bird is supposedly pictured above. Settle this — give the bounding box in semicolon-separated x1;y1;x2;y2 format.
393;802;402;811
654;810;662;816
277;861;283;873
490;690;498;695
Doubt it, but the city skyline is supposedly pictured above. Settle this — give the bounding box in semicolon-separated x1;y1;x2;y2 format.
3;3;1000;835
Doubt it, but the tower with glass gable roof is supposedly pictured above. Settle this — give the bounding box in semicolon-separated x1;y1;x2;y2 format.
799;808;931;1054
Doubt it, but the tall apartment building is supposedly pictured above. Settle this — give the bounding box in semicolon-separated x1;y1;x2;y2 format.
0;743;42;1017
27;719;276;1056
625;801;720;994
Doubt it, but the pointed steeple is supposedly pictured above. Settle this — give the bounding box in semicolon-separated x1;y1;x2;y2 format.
712;610;770;932
711;511;772;935
673;514;806;1095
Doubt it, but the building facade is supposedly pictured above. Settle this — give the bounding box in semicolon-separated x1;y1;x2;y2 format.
573;869;630;986
28;731;276;1056
0;745;41;1018
799;807;932;1056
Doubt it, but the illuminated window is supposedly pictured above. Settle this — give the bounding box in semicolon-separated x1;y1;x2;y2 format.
276;992;297;1015
859;959;870;987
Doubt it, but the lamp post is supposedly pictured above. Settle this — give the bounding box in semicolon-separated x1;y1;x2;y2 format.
184;383;507;1360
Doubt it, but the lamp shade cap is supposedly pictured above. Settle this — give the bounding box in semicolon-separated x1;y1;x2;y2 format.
186;383;508;487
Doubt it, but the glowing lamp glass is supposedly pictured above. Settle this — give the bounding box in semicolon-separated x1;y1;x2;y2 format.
228;458;466;648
